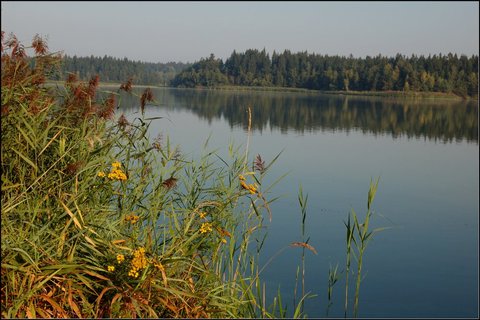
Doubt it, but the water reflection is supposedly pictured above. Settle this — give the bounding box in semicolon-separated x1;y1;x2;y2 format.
99;86;478;318
111;87;478;143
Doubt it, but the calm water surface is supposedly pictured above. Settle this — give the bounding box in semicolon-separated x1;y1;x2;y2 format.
119;88;478;318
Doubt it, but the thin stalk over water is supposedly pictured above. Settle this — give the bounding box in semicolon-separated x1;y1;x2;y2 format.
327;263;339;317
344;213;355;317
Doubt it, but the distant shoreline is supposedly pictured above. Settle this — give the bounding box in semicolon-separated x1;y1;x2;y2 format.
192;85;472;101
45;81;475;101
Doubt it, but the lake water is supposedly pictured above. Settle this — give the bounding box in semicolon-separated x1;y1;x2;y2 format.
118;88;478;318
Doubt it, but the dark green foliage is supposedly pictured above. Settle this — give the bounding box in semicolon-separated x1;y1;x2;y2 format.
170;54;228;88
172;50;479;98
51;55;191;86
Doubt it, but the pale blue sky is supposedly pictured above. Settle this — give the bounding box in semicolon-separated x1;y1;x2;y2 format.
1;1;478;63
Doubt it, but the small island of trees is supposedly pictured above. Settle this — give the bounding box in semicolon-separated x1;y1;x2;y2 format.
170;49;478;98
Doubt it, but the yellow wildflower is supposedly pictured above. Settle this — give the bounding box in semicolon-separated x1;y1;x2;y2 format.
108;168;127;181
132;248;148;269
221;238;227;244
112;161;122;168
128;267;139;278
97;171;106;177
117;254;125;264
125;214;140;224
240;179;249;190
239;174;246;181
200;222;213;234
199;211;207;219
128;247;147;278
116;171;127;180
107;265;115;272
248;183;258;194
240;179;258;195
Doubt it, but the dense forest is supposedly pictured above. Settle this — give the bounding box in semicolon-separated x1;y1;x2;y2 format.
171;49;479;98
50;55;191;86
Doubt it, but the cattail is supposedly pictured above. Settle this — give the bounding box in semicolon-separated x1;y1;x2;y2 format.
162;176;177;189
87;75;100;98
31;34;48;55
117;113;129;130
11;42;26;59
4;34;25;59
98;93;115;119
5;33;18;49
254;154;265;173
119;78;133;92
140;88;153;114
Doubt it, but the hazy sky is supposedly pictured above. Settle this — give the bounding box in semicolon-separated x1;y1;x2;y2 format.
2;1;478;63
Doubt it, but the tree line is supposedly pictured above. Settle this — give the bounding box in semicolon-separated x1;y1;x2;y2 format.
50;54;191;86
171;49;479;98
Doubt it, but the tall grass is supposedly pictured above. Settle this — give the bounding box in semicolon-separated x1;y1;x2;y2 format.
343;177;389;318
0;33;283;318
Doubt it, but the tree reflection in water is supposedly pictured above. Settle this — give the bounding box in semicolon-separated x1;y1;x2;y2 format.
113;88;478;144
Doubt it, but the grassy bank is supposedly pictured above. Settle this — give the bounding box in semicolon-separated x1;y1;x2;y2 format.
47;80;473;101
45;80;164;89
321;89;471;100
204;85;471;100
